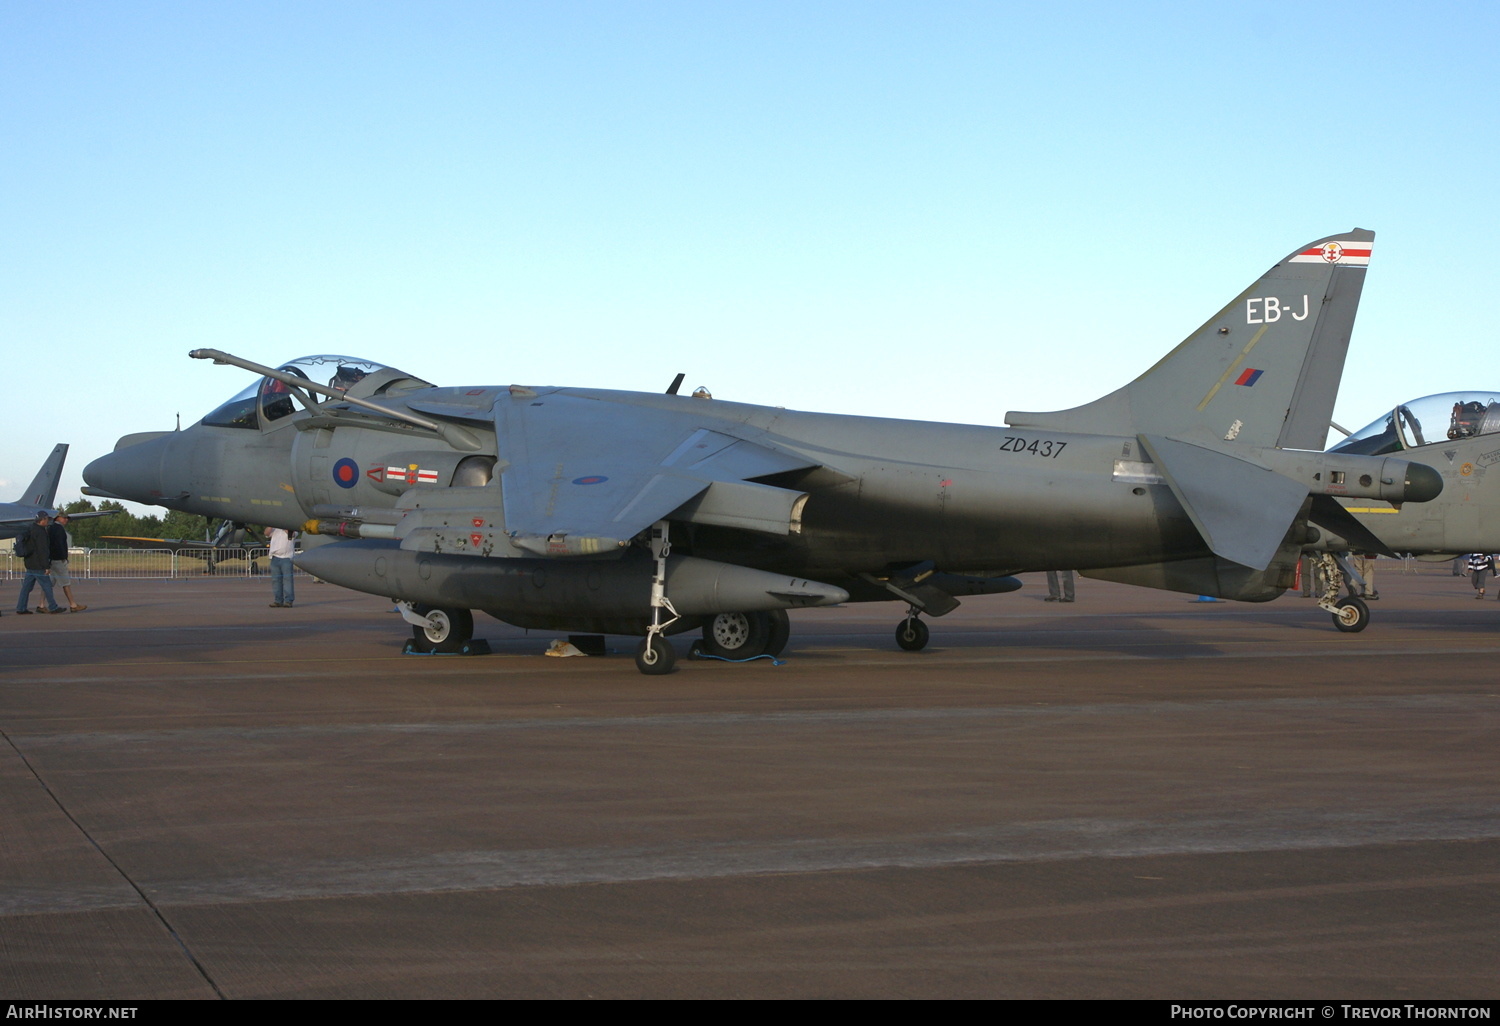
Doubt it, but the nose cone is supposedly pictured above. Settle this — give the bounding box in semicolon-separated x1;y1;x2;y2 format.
83;435;171;503
1405;463;1444;504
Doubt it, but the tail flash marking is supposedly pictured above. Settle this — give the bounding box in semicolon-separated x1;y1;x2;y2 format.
1195;325;1269;412
1289;241;1372;265
1234;368;1265;387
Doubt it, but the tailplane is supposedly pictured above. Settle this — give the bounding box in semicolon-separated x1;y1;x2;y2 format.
1007;229;1373;450
19;444;68;509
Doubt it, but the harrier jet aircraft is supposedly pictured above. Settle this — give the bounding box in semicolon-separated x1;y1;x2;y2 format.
2;444;117;540
1295;391;1500;621
84;228;1442;672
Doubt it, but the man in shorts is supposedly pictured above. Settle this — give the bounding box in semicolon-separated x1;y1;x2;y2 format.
47;512;86;612
1468;552;1493;599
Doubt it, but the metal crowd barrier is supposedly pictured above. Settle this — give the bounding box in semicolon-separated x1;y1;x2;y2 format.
2;547;308;581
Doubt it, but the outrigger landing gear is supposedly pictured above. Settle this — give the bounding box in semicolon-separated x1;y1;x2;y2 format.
1314;553;1372;633
636;521;679;675
895;609;930;651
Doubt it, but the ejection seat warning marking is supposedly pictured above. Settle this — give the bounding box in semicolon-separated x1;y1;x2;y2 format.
999;436;1066;458
1196;324;1270;412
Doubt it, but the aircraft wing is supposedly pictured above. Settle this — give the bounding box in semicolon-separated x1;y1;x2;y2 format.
98;536;258;558
496;392;817;556
0;509;118;528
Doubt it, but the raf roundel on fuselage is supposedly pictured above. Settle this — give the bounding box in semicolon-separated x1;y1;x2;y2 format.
1331;392;1500;456
200;355;431;430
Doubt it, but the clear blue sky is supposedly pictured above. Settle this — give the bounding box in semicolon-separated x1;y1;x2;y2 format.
3;1;1496;508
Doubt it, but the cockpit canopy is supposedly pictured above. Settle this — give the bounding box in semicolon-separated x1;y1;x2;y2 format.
201;355;433;429
1330;392;1500;456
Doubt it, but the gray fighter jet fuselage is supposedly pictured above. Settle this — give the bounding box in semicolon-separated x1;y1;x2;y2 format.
1311;393;1500;565
84;229;1442;671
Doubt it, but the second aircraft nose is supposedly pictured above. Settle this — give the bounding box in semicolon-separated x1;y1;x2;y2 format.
83;433;174;503
1404;462;1444;504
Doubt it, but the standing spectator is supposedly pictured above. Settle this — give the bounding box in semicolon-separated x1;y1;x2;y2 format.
1045;569;1075;603
267;526;297;608
14;512;64;614
1467;552;1494;599
1353;553;1379;600
47;512;86;612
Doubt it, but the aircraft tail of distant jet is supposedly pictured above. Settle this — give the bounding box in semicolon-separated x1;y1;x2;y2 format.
2;444;121;540
18;443;68;509
1007;229;1373;451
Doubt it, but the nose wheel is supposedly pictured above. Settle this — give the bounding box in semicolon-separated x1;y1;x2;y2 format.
404;604;474;653
895;614;930;651
1332;595;1370;633
1315;553;1375;633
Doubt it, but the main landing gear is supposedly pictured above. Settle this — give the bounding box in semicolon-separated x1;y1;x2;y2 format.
690;609;791;661
895;611;930;651
1313;553;1372;633
859;563;954;653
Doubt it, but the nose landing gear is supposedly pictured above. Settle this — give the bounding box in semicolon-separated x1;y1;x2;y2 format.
1332;594;1370;633
1314;553;1373;633
398;602;477;653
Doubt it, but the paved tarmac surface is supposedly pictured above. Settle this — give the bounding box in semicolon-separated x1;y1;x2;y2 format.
1;565;1497;999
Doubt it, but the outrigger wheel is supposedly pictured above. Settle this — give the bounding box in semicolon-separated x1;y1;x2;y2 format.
410;605;474;653
895;615;930;651
635;635;676;674
1332;595;1370;634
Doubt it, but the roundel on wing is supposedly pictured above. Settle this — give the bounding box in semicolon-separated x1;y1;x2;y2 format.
572;475;609;485
333;457;360;489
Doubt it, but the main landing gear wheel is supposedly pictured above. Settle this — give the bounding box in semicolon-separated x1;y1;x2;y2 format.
701;611;772;659
635;635;677;675
764;608;790;658
895;617;930;651
1332;595;1370;633
410;606;474;653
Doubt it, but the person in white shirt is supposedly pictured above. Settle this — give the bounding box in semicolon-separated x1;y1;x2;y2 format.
267;527;297;607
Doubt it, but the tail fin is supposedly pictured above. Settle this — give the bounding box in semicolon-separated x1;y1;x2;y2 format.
1006;229;1373;450
19;444;68;508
